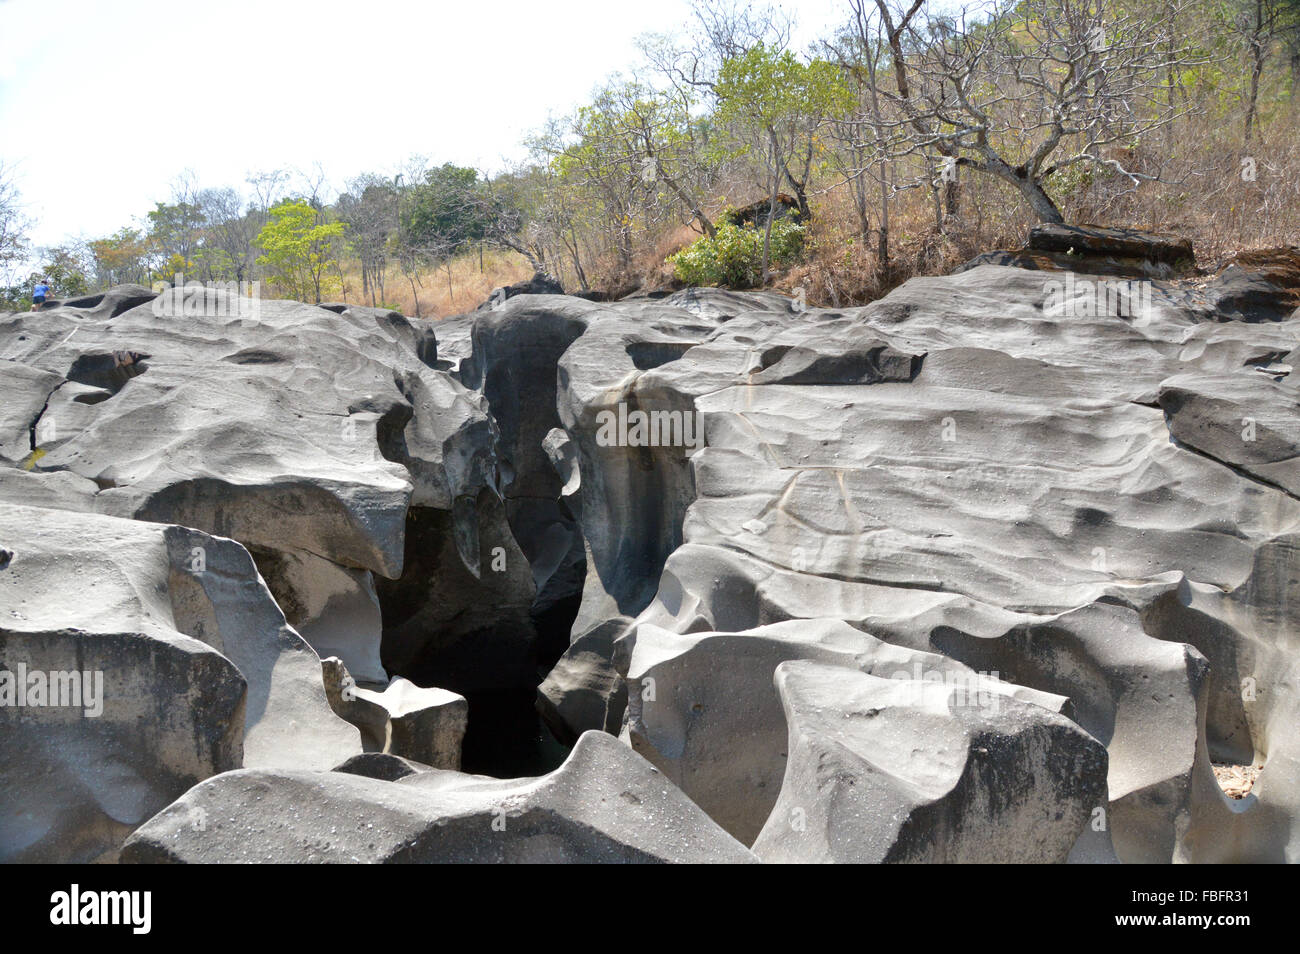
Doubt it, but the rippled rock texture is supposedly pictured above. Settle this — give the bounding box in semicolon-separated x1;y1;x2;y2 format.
3;230;1297;862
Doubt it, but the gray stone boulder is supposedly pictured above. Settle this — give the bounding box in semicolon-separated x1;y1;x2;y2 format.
751;661;1109;863
331;752;434;782
621;617;1068;845
321;657;467;770
493;263;1300;858
958;224;1196;280
0;360;63;466
475;272;566;311
0;502;364;862
0;287;544;698
925;600;1217;863
377;679;466;771
120;731;757;863
536;618;629;745
541;261;1300;862
1027;223;1194;265
250;544;387;685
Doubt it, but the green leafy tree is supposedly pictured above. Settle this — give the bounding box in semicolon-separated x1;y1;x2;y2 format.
394;163;496;308
145;200;205;277
195;187;260;282
0;162;28;285
1218;0;1300;138
400;163;491;259
9;244;93;306
338;175;399;306
576;80;719;240
255;199;345;303
715;44;854;274
546;101;648;280
480;165;565;282
670;218;804;287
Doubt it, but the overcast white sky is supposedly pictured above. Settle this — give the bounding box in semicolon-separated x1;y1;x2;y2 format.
0;0;847;248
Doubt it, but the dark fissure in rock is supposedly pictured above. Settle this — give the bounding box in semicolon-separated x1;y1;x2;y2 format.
375;491;584;778
459;689;570;778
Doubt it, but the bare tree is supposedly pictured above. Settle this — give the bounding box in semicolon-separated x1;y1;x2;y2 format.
505;151;594;290
862;0;963;225
1222;0;1300;139
294;162;334;212
608;79;719;239
246;168;289;215
338;174;398;306
883;0;1201;224
825;2;925;266
0;162;30;284
196;187;259;281
641;0;794;95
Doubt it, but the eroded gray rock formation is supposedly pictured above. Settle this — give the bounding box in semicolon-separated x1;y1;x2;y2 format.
509;239;1300;863
750;661;1109;863
0;288;531;860
621;617;1070;846
0;503;358;862
119;730;756;863
4;226;1298;864
321;657;468;769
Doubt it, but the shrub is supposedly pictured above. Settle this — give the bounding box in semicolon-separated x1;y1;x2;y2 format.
669;219;804;288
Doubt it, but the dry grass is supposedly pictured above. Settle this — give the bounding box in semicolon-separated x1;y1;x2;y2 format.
321;101;1300;316
648;103;1300;308
1064;107;1300;267
334;248;532;319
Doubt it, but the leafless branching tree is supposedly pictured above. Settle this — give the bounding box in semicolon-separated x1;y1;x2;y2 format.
878;0;1203;223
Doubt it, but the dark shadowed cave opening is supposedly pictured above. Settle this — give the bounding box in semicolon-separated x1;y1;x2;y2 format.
375;501;582;778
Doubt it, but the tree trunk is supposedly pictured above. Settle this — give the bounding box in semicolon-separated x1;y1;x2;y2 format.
660;172;717;239
566;231;590;291
762;134;780;282
407;275;420;317
943;176;960;220
1016;176;1065;224
1245;51;1263;140
499;236;549;278
761;182;776;281
792;185;811;220
855;181;871;245
931;166;944;233
877;158;890;269
988;159;1065;224
782;168;811;220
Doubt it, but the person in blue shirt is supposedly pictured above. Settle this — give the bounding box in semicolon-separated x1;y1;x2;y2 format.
31;279;50;311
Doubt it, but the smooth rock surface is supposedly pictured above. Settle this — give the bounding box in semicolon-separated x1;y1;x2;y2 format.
121;731;756;863
621;617;1068;845
0;289;555;704
750;661;1109;863
518;256;1299;862
0;505;248;861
